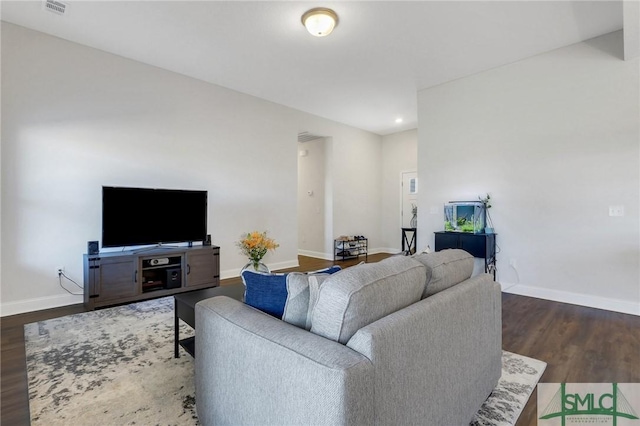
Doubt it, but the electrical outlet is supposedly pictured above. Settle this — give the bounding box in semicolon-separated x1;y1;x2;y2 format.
56;266;64;276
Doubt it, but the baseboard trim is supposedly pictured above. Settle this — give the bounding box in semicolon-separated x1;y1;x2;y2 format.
1;293;83;317
220;259;300;280
502;283;640;316
297;250;333;260
298;248;401;260
370;247;402;255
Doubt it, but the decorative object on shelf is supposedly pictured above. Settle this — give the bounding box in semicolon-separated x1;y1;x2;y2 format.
478;193;495;233
237;231;279;273
444;201;485;234
410;204;418;228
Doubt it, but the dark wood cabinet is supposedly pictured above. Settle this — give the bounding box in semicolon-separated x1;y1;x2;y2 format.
98;256;137;300
83;245;220;310
434;232;496;277
185;249;220;287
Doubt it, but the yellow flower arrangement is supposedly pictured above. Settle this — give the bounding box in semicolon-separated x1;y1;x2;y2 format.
237;231;279;270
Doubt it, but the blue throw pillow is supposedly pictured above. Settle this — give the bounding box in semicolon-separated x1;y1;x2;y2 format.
241;266;342;319
241;271;289;318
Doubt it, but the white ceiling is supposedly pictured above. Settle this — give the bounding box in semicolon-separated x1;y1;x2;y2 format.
1;1;624;135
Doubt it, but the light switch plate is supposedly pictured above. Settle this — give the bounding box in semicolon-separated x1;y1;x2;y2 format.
609;205;624;217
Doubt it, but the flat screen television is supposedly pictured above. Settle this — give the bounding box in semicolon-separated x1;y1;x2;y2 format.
102;186;207;248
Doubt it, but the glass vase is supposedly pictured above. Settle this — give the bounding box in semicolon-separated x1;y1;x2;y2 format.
241;261;270;275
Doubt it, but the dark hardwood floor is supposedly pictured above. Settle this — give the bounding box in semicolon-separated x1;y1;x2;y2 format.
502;292;640;425
2;254;638;426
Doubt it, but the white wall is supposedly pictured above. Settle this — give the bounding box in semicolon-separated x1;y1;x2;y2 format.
294;117;383;257
1;23;383;315
330;133;383;249
417;31;640;315
297;138;327;257
380;129;418;252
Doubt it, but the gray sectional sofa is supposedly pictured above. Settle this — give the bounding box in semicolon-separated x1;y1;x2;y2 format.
195;249;502;426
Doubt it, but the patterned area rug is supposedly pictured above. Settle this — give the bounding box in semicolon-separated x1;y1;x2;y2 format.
25;297;546;425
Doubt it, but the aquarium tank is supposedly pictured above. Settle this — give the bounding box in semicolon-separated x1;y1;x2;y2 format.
444;202;486;234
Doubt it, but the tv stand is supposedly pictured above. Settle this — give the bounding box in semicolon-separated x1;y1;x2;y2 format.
83;245;220;310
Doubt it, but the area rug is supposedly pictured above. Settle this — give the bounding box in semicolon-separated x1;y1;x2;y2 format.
25;297;546;425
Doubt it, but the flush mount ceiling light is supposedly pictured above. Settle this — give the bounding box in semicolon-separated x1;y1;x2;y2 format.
301;8;339;37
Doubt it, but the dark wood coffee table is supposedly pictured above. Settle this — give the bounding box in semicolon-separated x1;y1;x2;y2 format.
174;283;244;358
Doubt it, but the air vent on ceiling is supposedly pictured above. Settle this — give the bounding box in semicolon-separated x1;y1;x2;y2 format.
43;0;67;16
298;132;325;143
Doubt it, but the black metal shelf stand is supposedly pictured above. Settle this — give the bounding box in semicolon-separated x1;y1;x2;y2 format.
334;237;368;261
401;227;417;255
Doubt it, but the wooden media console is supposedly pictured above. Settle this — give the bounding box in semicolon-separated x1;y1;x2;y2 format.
83;245;220;310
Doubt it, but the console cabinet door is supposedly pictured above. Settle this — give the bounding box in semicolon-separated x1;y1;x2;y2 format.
459;234;486;258
186;249;219;287
98;256;137;300
434;232;459;251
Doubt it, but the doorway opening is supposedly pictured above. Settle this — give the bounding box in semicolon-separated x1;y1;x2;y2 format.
297;133;333;259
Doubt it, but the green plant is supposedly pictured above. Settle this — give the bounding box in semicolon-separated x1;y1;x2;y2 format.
478;193;491;209
478;193;494;229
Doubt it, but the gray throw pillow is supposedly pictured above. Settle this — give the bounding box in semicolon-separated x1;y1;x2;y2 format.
281;266;342;328
305;274;331;330
281;273;312;328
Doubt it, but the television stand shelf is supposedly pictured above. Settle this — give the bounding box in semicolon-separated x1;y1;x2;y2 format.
83;245;220;310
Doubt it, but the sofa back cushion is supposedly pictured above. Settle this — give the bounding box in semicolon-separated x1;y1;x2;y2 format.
310;256;426;344
412;249;474;298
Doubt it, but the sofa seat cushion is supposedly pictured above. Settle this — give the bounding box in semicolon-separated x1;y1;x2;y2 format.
412;249;474;298
241;266;341;327
310;256;426;344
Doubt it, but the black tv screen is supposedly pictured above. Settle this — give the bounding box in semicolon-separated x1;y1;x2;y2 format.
102;186;207;248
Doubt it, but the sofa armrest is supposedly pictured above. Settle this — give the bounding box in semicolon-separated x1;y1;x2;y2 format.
195;296;374;426
346;274;502;426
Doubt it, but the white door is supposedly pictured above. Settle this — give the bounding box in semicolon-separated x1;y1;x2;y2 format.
401;171;417;228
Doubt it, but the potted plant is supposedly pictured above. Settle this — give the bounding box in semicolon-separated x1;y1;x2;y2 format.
478;194;494;234
237;231;279;273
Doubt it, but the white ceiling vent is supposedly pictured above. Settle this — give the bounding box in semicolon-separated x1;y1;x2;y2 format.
298;132;325;143
43;0;67;16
